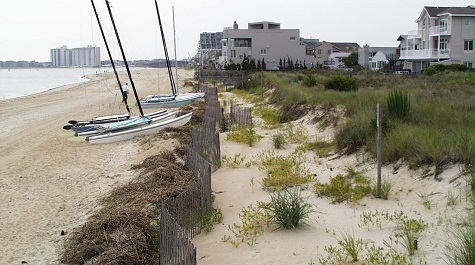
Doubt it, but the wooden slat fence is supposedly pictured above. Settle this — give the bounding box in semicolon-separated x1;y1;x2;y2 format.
159;204;197;265
158;85;221;265
230;105;253;130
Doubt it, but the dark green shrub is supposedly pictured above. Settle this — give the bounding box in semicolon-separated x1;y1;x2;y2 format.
259;189;314;229
302;74;317;87
423;66;437;76
323;75;358;91
386;89;411;121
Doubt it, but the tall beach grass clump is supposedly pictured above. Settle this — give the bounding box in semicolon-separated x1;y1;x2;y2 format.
259;188;314;229
386;89;411;121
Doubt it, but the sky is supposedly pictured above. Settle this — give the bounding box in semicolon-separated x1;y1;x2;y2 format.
1;0;475;62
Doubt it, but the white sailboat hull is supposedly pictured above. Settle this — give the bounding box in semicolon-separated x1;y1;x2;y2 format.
86;112;192;144
138;93;204;108
76;111;176;137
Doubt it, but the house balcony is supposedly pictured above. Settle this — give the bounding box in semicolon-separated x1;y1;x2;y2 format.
407;30;421;39
430;26;451;36
400;48;450;60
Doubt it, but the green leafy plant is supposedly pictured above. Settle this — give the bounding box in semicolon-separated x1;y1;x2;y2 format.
253;150;315;190
226;125;263;147
282;122;308;144
221;153;246;168
314;168;371;203
227;204;270;247
259;188;314;229
339;231;365;262
201;208;224;233
396;218;427;256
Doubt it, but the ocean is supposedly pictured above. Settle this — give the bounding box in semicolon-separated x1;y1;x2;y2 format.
0;67;117;100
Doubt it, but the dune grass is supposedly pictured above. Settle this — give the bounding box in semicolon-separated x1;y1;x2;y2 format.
246;69;475;168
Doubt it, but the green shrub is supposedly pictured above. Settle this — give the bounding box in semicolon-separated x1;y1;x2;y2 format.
259;188;314;229
226;125;263;147
386;89;411;121
423;66;437;76
314;170;371;203
201;208;224;233
302;74;317;87
323;75;358;91
253;150;315;190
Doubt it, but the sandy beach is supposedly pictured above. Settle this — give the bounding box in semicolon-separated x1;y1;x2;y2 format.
191;98;470;264
0;68;193;264
0;67;470;264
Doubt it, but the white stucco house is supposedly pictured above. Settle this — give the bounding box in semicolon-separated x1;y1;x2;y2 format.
399;6;475;73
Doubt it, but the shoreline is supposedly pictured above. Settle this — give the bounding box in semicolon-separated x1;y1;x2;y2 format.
0;68;193;264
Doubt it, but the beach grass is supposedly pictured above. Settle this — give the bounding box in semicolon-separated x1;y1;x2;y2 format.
246;69;475;168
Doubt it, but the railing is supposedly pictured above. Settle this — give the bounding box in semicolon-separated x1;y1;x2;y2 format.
430;26;451;35
407;30;421;39
400;49;450;60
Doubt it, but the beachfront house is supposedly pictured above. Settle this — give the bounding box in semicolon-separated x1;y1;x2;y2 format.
399;5;475;73
218;21;360;70
358;45;400;71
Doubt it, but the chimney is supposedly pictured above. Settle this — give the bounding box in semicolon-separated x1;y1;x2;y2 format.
233;21;238;29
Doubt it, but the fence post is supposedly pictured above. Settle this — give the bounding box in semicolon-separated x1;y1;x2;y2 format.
377;103;382;197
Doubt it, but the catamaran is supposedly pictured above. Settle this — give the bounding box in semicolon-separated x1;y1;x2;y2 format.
137;1;203;109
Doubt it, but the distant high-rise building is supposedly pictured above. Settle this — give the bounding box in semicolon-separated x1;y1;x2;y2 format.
50;45;101;67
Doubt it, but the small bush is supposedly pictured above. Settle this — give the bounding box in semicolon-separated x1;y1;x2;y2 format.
423;66;437;76
302;74;317;87
314;170;371;203
323;75;358;91
253;150;315;190
226;125;263;147
201;208;224;233
259;188;314;229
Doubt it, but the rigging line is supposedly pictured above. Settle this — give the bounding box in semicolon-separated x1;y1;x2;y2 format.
91;0;130;113
105;0;144;116
154;0;176;96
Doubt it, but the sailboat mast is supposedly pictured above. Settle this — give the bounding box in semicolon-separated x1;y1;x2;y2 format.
105;0;144;116
172;6;178;94
90;0;130;113
154;0;177;95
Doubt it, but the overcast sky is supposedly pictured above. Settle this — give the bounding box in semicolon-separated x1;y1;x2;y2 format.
1;0;474;62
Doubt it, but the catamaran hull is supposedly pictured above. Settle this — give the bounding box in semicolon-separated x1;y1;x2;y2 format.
86;112;192;144
76;111;177;137
138;93;204;108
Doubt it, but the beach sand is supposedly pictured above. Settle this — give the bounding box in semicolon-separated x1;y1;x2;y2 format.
0;68;469;264
0;68;193;264
191;96;470;264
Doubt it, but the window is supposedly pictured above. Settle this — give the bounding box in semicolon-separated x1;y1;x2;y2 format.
439;38;448;50
464;62;473;68
290;36;296;41
464;40;474;51
318;49;321;55
260;49;266;54
464;18;475;26
231;50;236;58
327;49;331;55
